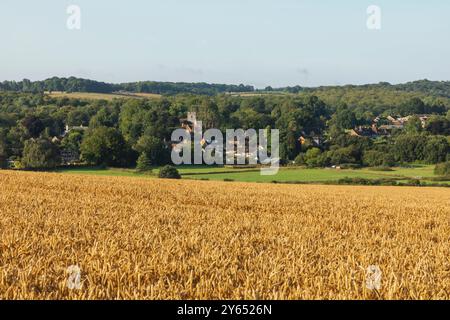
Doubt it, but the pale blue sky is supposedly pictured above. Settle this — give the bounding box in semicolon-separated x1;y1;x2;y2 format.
0;0;449;87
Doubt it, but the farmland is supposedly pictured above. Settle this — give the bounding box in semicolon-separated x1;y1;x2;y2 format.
55;165;450;186
0;170;449;299
183;165;439;183
46;91;161;101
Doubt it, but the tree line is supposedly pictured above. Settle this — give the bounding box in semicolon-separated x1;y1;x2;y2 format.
0;77;255;96
3;77;450;98
0;91;449;171
264;79;450;98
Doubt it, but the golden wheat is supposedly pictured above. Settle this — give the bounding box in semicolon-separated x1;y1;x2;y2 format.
0;170;449;300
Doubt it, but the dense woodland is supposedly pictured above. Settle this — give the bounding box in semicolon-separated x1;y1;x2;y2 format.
0;78;449;171
2;77;450;97
0;77;254;96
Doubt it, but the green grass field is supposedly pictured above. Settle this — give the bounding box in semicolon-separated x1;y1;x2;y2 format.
55;164;449;186
184;166;444;183
55;167;144;177
55;165;253;177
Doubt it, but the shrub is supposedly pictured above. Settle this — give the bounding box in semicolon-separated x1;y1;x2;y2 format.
338;177;373;185
305;148;323;167
363;150;385;167
370;166;394;172
382;153;396;167
327;147;357;166
434;162;450;176
408;179;422;186
337;177;401;186
13;160;24;169
339;163;361;170
158;165;181;179
294;153;305;165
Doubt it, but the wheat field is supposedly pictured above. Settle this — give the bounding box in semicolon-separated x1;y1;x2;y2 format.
0;170;449;300
46;91;161;101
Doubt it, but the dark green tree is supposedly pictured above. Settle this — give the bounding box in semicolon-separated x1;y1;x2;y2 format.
335;108;357;129
6;125;29;157
22;138;60;169
67;109;90;126
327;147;357;165
424;136;449;164
363;150;387;167
89;106;119;128
304;148;323;167
61;130;83;154
398;98;426;116
80;127;131;166
394;134;427;163
21;115;44;138
405;116;422;134
425;116;450;135
136;153;152;173
133;135;168;165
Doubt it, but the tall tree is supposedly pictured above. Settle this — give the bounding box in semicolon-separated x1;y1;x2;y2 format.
22;138;60;169
21;115;44;138
80;127;131;166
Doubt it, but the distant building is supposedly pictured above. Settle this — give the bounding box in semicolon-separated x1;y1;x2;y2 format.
173;112;259;164
384;116;394;124
173;112;202;153
64;124;88;136
60;149;80;164
416;115;431;128
348;113;433;139
378;124;404;131
298;131;324;147
349;125;379;138
180;112;201;134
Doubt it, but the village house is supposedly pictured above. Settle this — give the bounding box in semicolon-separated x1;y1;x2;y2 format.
49;124;87;164
377;124;404;134
60;149;80;165
172;112;206;154
348;125;379;138
63;124;88;137
180;112;201;134
173;112;261;164
298;131;324;147
415;114;431;128
348;113;432;138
